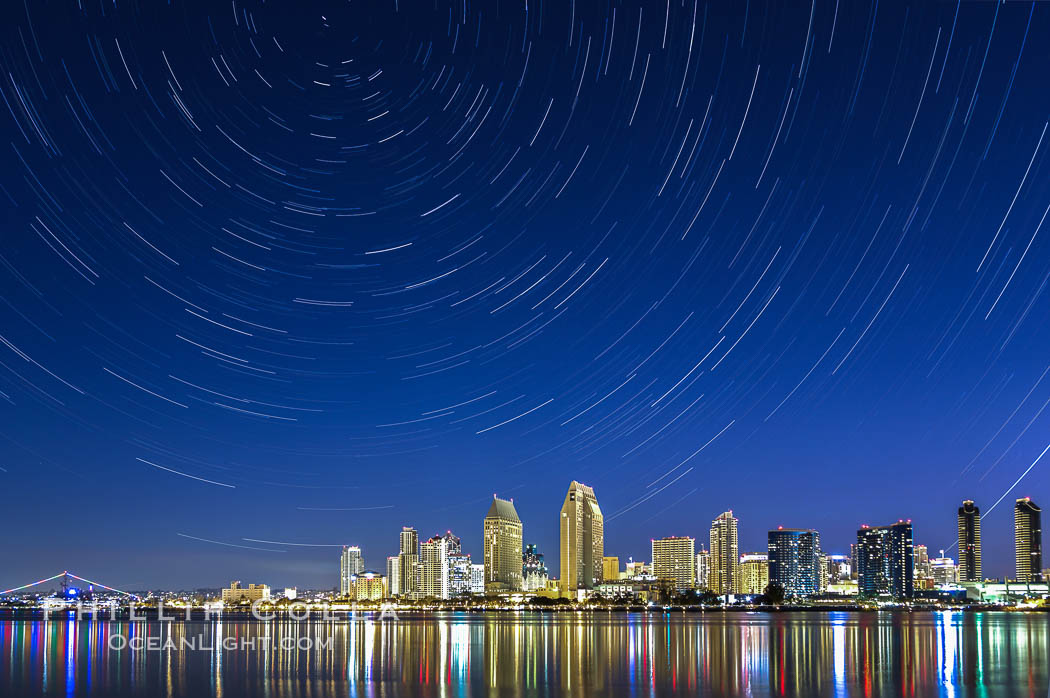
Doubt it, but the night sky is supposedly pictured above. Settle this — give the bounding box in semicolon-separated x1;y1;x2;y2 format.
2;0;1049;591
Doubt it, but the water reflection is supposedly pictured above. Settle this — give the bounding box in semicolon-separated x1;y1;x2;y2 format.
0;612;1046;697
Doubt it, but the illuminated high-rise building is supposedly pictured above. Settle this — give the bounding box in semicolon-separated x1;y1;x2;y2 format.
957;500;982;582
523;544;549;591
651;537;696;590
767;528;821;597
602;556;620;582
930;553;958;586
470;564;485;594
350;572;387;601
560;481;604;594
420;535;451;599
856;521;913;598
448;553;474;597
340;546;364;595
709;511;739;595
398;526;419;597
386;556;399;597
737;553;769;595
484;496;523;591
1015;497;1043;582
695;547;710;590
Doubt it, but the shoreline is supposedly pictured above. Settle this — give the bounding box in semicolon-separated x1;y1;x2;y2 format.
1;605;1045;621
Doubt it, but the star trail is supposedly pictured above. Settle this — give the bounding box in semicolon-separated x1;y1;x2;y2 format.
1;0;1049;588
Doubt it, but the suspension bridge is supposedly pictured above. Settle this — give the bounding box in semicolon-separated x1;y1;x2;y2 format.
1;571;140;600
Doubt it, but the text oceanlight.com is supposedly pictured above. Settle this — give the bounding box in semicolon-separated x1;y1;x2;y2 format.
108;635;334;652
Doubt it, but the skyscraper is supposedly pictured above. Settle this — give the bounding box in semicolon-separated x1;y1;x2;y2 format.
957;500;982;583
651;537;696;590
767;528;821;597
602;556;620;582
1015;497;1043;582
484;496;523;591
709;511;739;595
560;481;604;594
386;556;400;597
737;553;769;595
420;535;450;599
340;546;364;595
398;526;419;597
695;547;710;590
856;521;914;598
523;544;549;591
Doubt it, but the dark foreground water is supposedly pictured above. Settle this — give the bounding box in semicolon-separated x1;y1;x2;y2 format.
0;611;1047;697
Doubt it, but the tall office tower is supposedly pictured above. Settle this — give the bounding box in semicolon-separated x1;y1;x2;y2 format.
560;481;604;594
484;496;524;591
441;531;462;555
709;511;739;595
448;553;474;597
398;526;419;597
340;546;365;595
695;547;710;590
386;556;400;597
957;500;982;582
1015;497;1043;582
602;556;620;582
817;552;829;593
767;528;821;597
470;564;486;594
420;535;450;599
651;537;696;590
913;544;931;581
523;544;550;591
856;521;914;598
737;553;769;595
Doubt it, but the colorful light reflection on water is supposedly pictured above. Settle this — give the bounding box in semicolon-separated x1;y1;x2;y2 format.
0;611;1046;696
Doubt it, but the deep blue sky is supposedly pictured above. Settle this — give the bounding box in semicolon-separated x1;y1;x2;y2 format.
1;0;1049;591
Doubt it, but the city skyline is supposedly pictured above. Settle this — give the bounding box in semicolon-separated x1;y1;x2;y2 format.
316;493;1047;596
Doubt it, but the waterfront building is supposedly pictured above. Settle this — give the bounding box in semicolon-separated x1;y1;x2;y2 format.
560;481;604;594
914;544;930;578
625;560;651;578
221;581;270;604
385;556;400;597
930;553;958;586
448;553;474;597
709;511;739;595
340;546;365;596
602;556;620;582
1015;497;1043;582
470;564;485;594
825;554;851;584
737;553;769;595
651;537;696;591
441;531;462;555
523;544;549;591
420;535;450;599
856;521;914;598
767;528;821;597
958;500;982;582
398;527;420;597
484;496;524;591
350;572;387;601
695;548;710;590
